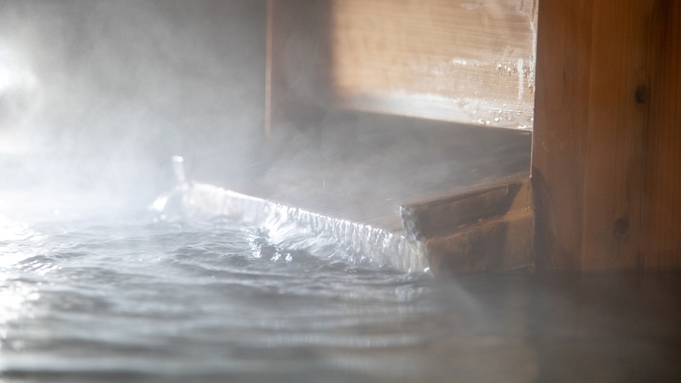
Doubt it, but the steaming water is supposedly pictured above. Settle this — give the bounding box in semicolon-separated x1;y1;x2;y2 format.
1;207;679;382
0;211;507;383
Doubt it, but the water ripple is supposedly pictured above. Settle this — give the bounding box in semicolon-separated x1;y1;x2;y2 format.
0;213;542;383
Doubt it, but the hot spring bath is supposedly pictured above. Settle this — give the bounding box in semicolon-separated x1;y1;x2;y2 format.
0;207;528;382
0;198;679;382
1;1;680;381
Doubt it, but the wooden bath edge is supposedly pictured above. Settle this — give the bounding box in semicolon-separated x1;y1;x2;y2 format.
181;175;534;276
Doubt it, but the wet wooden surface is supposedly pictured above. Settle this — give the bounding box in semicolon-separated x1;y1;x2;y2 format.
261;0;532;242
403;177;534;274
236;113;532;234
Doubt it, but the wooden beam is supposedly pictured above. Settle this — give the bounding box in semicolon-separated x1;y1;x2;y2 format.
533;0;681;271
402;176;533;275
642;1;681;270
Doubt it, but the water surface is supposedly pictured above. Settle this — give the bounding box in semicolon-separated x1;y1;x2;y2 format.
0;210;679;382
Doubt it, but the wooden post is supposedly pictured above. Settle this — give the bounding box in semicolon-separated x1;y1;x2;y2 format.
643;1;681;270
533;0;681;271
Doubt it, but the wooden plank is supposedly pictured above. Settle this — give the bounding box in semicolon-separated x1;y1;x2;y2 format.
330;0;537;129
426;211;534;275
402;177;534;275
532;0;654;271
401;179;530;240
643;1;681;270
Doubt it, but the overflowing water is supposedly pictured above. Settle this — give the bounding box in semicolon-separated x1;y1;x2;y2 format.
0;203;679;383
176;182;428;273
0;209;495;382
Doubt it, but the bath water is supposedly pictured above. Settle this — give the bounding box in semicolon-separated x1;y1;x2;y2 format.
0;204;679;382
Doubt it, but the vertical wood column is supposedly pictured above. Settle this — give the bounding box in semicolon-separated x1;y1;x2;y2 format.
643;1;681;270
532;0;654;271
533;0;681;271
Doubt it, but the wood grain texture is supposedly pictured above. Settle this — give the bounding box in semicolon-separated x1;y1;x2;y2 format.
532;0;654;271
402;177;534;275
330;0;537;129
402;179;529;240
580;0;652;271
532;0;595;271
426;212;534;275
643;1;681;270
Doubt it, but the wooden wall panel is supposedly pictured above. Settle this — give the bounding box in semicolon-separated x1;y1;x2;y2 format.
330;0;537;129
268;0;537;130
643;1;681;270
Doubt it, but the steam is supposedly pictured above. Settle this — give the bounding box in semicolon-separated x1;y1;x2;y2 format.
0;0;266;213
0;0;532;227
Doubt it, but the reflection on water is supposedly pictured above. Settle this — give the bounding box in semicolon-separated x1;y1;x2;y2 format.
0;212;679;383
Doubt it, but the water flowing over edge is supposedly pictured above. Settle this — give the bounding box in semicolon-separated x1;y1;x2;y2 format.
174;183;430;274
